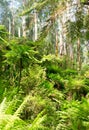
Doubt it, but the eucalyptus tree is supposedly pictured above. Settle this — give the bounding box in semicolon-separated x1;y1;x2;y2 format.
0;0;12;32
22;0;67;53
20;0;89;70
22;0;41;40
65;1;86;70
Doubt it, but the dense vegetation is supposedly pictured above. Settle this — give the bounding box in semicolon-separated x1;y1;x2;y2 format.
0;0;89;129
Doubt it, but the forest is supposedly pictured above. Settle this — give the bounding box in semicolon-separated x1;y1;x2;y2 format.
0;0;89;129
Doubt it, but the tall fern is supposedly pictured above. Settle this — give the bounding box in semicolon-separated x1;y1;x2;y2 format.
0;96;47;130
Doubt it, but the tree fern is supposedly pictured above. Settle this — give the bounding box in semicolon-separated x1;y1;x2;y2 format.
0;98;28;130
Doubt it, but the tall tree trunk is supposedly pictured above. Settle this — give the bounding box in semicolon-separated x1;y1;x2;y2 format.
69;43;74;69
59;16;65;56
12;0;15;37
22;16;26;37
12;16;15;37
59;31;63;56
77;0;80;5
34;11;38;41
8;18;11;39
77;37;81;70
18;27;21;38
55;31;59;56
22;0;27;37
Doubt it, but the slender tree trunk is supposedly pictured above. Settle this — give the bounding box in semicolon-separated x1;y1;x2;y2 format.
22;0;27;37
18;27;21;38
59;15;65;56
55;31;59;56
34;11;38;41
77;37;81;70
12;16;15;37
59;31;63;56
64;42;67;55
69;43;74;69
22;16;26;37
54;11;59;57
77;0;80;5
11;0;15;38
8;18;11;39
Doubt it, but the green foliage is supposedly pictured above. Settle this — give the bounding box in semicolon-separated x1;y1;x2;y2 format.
41;54;63;74
4;38;37;65
56;97;89;130
1;40;89;129
62;69;78;76
81;0;88;3
0;98;28;130
0;95;47;130
48;73;64;90
1;0;89;129
29;110;47;130
21;64;46;93
0;25;7;38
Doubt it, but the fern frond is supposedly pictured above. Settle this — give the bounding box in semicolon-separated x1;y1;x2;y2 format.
0;36;9;45
29;110;47;130
14;95;30;116
0;114;28;130
0;98;7;114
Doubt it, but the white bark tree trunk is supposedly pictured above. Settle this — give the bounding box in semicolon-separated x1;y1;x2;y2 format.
8;18;11;39
34;11;38;41
22;16;26;37
22;0;26;37
55;31;58;56
12;15;15;37
59;31;63;56
11;0;15;37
